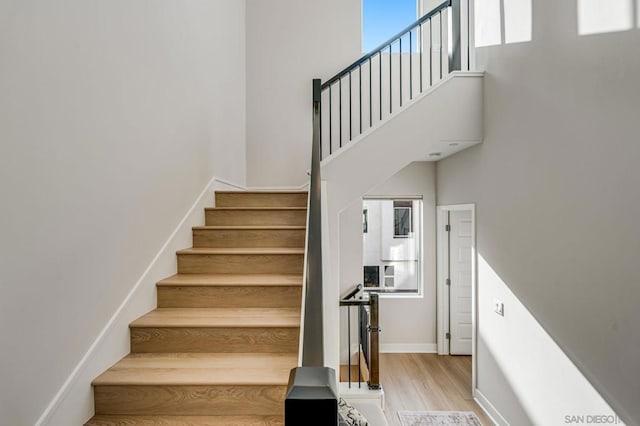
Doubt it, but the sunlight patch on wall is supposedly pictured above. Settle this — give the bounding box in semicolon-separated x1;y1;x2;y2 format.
477;255;621;425
504;0;532;43
578;0;634;35
475;0;502;47
475;0;533;47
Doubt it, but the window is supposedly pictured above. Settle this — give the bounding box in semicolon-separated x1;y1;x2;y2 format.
363;265;380;288
393;200;412;237
384;265;395;288
363;209;368;233
362;0;418;52
362;198;422;294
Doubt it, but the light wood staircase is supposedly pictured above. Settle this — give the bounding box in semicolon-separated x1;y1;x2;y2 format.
85;191;307;426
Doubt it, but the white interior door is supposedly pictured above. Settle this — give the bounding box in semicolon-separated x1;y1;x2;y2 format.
449;210;473;355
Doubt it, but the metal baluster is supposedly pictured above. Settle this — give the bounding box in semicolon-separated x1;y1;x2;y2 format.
358;305;362;389
329;85;332;155
429;18;433;87
359;64;362;135
399;37;403;107
389;44;392;114
419;24;423;93
349;72;352;141
379;51;382;121
409;30;413;100
319;89;322;156
440;11;443;79
338;77;342;148
369;58;372;128
348;306;352;388
467;0;470;71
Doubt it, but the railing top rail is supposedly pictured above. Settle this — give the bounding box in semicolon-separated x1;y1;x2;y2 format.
340;284;372;306
321;0;452;89
300;79;324;368
341;283;363;301
340;298;371;307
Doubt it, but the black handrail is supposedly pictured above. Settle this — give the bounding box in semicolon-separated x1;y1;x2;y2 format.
301;79;324;367
341;283;363;301
322;0;452;89
285;79;338;425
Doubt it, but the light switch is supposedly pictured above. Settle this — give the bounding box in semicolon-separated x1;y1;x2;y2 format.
494;300;504;316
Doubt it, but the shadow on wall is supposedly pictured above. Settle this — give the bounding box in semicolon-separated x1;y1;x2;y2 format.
476;254;621;425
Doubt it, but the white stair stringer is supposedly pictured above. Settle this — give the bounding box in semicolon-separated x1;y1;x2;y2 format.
320;71;484;376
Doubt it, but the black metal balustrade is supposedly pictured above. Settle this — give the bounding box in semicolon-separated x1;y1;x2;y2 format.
340;284;380;390
319;0;460;159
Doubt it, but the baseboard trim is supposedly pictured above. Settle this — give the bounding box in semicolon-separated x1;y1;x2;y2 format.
380;343;437;353
212;177;247;191
339;382;385;409
35;175;227;426
246;180;310;191
215;176;309;192
474;388;508;426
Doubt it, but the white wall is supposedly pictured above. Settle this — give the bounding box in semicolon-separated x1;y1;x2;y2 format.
245;0;361;187
0;1;246;424
363;200;383;266
340;163;437;352
437;0;640;423
368;163;437;350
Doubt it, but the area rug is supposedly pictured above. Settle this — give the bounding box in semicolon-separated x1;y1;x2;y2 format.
398;411;482;426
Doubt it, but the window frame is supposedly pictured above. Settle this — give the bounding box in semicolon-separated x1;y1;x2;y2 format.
361;196;424;297
393;203;413;238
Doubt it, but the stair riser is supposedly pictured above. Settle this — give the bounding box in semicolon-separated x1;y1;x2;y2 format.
205;210;306;226
130;327;299;353
177;254;303;274
94;385;286;416
193;229;305;248
215;193;307;208
157;286;302;308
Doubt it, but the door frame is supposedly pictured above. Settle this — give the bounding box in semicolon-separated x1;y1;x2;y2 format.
436;203;477;390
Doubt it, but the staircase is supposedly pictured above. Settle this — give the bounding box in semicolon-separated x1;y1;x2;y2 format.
85;191;307;426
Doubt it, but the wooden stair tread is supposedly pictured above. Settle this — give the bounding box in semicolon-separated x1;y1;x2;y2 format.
93;353;296;386
130;308;300;328
90;189;305;418
85;415;283;425
216;191;307;194
105;353;297;369
206;207;306;211
193;226;306;230
177;247;304;255
215;192;307;208
94;368;292;386
157;274;303;287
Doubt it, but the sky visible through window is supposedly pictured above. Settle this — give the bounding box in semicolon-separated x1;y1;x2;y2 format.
362;0;417;52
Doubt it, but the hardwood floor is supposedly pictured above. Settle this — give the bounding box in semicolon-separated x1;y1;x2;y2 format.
380;353;493;426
